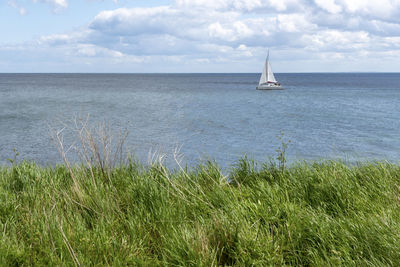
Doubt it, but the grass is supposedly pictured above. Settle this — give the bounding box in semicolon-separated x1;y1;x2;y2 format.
1;119;399;265
1;157;400;266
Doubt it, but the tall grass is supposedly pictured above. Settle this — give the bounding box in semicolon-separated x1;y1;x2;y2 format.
1;159;400;265
1;121;400;265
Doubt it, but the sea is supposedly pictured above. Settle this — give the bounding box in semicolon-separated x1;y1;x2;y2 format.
1;73;399;168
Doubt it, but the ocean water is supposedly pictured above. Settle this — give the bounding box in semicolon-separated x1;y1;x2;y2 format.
0;73;399;168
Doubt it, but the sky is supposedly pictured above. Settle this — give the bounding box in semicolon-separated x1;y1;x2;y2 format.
1;0;400;72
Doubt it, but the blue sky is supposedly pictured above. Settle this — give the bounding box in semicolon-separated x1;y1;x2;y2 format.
1;0;400;72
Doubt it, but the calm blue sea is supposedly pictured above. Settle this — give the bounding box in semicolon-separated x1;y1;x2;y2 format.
0;73;399;167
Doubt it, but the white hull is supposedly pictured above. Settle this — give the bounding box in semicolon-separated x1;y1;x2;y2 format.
256;83;283;90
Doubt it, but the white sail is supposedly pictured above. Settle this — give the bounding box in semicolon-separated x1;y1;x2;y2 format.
258;60;267;85
267;61;277;83
258;51;277;85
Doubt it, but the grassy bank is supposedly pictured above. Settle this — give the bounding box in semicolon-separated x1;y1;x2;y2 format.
1;158;400;266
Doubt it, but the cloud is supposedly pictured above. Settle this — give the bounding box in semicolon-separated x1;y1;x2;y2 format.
314;0;342;14
300;30;371;51
8;0;68;14
86;5;319;49
3;0;400;72
8;0;27;15
90;7;180;36
34;0;69;12
175;0;305;12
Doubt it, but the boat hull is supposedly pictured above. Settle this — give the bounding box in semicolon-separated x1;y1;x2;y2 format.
256;84;283;90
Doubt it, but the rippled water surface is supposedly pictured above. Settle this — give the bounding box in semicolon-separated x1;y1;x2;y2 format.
1;73;399;167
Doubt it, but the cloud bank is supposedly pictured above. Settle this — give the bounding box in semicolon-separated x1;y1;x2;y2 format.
3;0;400;72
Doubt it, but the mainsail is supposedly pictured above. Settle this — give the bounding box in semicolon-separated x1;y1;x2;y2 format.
258;51;277;85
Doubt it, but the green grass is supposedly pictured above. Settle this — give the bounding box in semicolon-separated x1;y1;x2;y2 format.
1;159;400;266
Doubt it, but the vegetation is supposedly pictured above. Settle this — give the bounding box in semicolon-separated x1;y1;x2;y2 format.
1;120;399;265
1;157;400;266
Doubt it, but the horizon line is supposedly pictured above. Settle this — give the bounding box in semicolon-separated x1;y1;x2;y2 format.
1;71;400;74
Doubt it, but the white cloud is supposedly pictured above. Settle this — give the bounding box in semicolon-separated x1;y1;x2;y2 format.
175;0;304;12
75;44;123;57
318;0;400;23
34;0;69;12
301;30;371;51
90;7;179;36
9;0;68;14
86;5;321;51
3;0;400;71
277;14;316;32
208;22;236;41
314;0;342;14
8;0;27;15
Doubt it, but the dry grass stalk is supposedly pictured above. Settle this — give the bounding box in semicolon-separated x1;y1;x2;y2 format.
50;115;129;185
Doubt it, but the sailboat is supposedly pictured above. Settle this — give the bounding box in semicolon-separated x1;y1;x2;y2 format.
256;50;283;90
